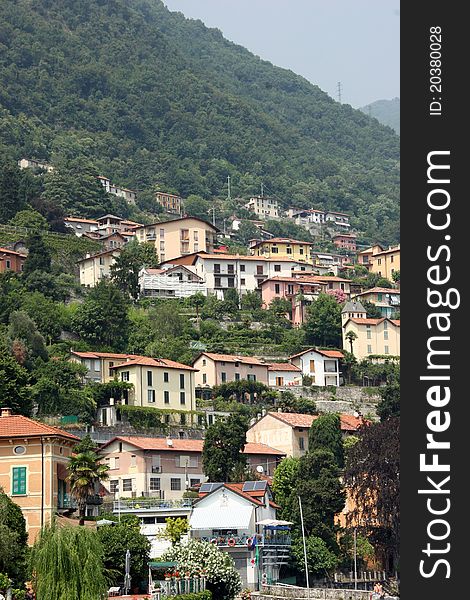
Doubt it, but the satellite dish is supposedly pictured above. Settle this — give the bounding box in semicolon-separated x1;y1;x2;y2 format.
353;411;359;418
256;465;264;474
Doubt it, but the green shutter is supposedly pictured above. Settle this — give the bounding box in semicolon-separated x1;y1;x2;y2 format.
12;466;27;495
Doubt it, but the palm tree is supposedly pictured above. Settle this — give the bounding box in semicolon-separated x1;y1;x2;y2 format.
67;450;109;526
345;330;358;355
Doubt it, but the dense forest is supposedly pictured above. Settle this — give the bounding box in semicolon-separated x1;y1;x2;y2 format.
0;0;399;243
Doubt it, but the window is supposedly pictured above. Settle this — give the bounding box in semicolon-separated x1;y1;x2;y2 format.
383;320;388;329
227;278;235;288
12;467;26;495
6;260;11;269
299;248;304;255
147;371;153;386
194;243;199;252
274;264;281;272
257;265;264;275
384;330;389;340
180;391;186;405
147;389;156;403
13;445;26;455
171;478;182;491
385;346;390;354
287;285;294;295
99;257;105;265
194;231;199;241
110;480;119;493
122;479;132;491
215;277;222;288
298;437;305;451
367;345;372;354
235;373;240;381
190;478;201;487
241;278;245;285
180;373;185;389
286;247;292;254
150;478;161;491
328;282;333;289
227;264;234;274
119;442;123;452
271;247;279;254
240;264;245;272
390;255;394;263
276;376;284;386
202;373;207;384
377;293;383;301
309;360;316;373
164;372;169;383
247;374;256;382
214;264;221;273
109;361;114;377
202;359;206;366
130;454;136;468
94;360;100;372
221;372;227;383
275;284;280;294
164;390;170;404
121;371;130;382
113;456;120;470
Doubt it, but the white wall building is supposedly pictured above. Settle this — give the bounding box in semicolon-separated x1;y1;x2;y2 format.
77;248;121;287
244;196;280;220
139;265;207;299
97;176;137;204
289;348;344;386
267;363;302;387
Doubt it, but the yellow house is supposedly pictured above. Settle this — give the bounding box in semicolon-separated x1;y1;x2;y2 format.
110;356;198;425
77;248;121;287
135;217;219;263
0;407;79;544
250;238;312;264
342;317;400;360
359;245;400;280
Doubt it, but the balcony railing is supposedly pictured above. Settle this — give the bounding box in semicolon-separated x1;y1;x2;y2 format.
113;498;196;512
195;533;291;547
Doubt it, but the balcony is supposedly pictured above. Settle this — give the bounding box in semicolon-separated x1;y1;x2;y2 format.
113;498;196;512
195;532;291;547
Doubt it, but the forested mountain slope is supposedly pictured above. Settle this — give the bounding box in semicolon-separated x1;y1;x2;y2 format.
0;0;399;243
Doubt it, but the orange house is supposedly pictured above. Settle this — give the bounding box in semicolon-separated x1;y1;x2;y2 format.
0;247;26;273
0;408;79;544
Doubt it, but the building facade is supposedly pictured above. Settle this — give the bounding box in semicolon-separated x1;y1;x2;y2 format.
342;317;400;360
267;363;302;387
351;288;400;318
139;266;207;299
97;176;137;204
332;233;357;251
192;353;269;388
368;245;400;280
77;248;121;287
136;217;219;263
155;191;183;214
289;348;343;386
0;247;26;273
250;238;312;264
0;408;79;544
244;196;280;219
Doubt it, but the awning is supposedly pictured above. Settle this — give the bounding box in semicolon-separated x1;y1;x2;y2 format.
190;504;253;530
256;519;293;526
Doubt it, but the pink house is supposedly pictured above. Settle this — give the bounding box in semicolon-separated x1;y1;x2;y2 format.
260;276;322;326
191;353;269;388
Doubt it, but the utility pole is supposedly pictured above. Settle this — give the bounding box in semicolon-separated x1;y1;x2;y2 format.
298;496;310;598
354;527;358;590
260;182;264;197
227;175;232;200
337;81;342;103
208;207;216;226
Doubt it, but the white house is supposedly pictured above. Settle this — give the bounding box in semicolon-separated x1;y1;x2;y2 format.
97;176;137;204
162;253;313;299
267;363;302;387
139;265;207;299
77;248;121;287
289;348;344;386
244;196;280;219
190;482;290;589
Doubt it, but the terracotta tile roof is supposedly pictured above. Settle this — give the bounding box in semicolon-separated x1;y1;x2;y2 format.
0;247;26;257
267;363;302;372
354;287;400;296
71;351;140;360
65;216;99;224
110;356;197;371
197;353;267;366
0;414;79;441
251;238;312;246
348;318;385;325
310;275;351;283
100;436;204;452
243;442;286;456
267;411;364;432
289;348;343;360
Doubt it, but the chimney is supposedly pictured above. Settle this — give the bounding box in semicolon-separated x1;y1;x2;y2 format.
1;407;13;418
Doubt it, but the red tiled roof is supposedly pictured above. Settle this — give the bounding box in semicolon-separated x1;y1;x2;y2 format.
267;411;364;432
196;353;267;366
289;348;343;360
65;217;99;224
0;414;79;441
110;356;197;371
354;287;400;296
0;247;26;257
251;238;312;246
348;318;385;325
71;351;140;360
267;363;302;372
243;442;286;456
100;436;204;452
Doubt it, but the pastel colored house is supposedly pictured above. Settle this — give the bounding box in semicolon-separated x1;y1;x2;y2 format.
192;353;269;388
342;317;400;360
70;351;140;384
332;233;357;251
324;210;351;230
18;158;54;172
155;191;183;214
97;176;137;204
64;216;99;236
0;247;26;273
246;411;364;458
250;238;312;264
135;217;219;264
139;265;207;299
289;348;344;386
356;244;384;267
190;481;289;589
267;363;302;387
0;408;79;544
260;276;322;326
368;245;400;280
244;195;280;219
77;248;121;287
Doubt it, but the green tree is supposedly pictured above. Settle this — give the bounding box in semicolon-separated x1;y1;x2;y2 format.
97;516;151;590
0;163;25;222
162;539;242;600
30;523;108;600
0;490;28;585
67;449;109;526
291;534;339;579
308;413;344;468
304;293;342;347
344;330;358;355
240;291;262;312
236;221;261;246
0;351;31;415
363;301;382;319
110;241;158;300
272;457;300;519
20;292;65;343
159;517;189;545
9;208;49;230
377;380;400;421
71;280;130;350
8;310;48;363
22;231;52;277
202;413;248;482
183;195;211;221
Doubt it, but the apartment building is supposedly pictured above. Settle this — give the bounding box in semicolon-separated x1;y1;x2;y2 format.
0;408;79;544
97;176;137;204
342;317;400;360
139;265;207;299
250;238;312;264
289;348;344;386
77;248;121;287
332;233;357;251
244;195;280;219
136;217;219;263
351;288;400;318
368;245;400;280
155;191;183;214
192;352;269;388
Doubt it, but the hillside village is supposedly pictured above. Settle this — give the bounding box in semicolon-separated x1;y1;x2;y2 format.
0;1;400;597
1;157;400;597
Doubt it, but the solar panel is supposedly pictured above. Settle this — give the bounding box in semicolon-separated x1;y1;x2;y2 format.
242;481;257;492
199;482;223;493
254;481;267;491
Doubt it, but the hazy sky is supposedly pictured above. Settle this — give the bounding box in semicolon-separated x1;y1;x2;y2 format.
163;0;399;108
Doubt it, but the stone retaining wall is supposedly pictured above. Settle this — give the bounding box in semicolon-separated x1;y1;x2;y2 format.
257;585;371;600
